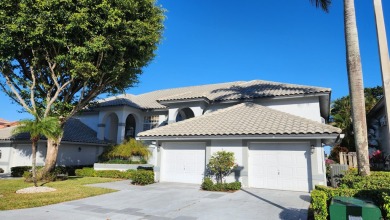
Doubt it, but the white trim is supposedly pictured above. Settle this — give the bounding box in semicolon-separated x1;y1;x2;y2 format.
138;134;340;141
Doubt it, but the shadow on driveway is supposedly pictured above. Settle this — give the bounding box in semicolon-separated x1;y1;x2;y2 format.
241;188;308;220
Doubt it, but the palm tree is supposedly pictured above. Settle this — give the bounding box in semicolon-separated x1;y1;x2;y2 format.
13;116;61;186
343;0;370;176
309;0;370;175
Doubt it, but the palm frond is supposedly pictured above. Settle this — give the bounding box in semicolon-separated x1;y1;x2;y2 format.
310;0;331;13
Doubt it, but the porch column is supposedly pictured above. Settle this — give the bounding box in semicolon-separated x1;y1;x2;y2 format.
117;123;126;144
97;124;105;140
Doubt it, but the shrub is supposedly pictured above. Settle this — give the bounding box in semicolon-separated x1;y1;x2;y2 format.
312;185;390;219
23;166;69;182
339;169;390;190
0;168;4;173
382;192;390;219
207;151;236;183
201;177;241;192
310;190;328;220
12;165;92;178
99;139;151;162
102;159;147;164
95;170;134;179
75;167;96;177
75;167;135;179
11;166;32;177
131;170;154;185
201;178;214;190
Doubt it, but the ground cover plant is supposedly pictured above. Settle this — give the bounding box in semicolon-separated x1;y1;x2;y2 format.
0;177;118;210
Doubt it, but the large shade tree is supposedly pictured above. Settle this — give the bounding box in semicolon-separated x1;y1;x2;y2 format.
0;0;165;174
309;0;370;175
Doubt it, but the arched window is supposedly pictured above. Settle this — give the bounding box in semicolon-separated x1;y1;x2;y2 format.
125;114;136;139
176;108;195;122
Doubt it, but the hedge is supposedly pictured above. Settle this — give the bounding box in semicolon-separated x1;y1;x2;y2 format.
201;178;241;191
11;165;93;177
131;170;154;185
75;167;135;179
339;170;390;190
75;167;154;185
11;166;33;177
310;190;327;220
311;185;390;219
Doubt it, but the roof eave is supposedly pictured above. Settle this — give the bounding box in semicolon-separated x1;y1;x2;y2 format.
137;133;340;141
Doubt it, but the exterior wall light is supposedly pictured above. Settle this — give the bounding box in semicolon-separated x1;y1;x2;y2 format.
78;147;82;152
311;145;315;154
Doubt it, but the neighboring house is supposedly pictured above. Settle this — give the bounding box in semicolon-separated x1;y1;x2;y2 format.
73;80;342;192
367;98;390;155
0;118;18;128
0;118;107;173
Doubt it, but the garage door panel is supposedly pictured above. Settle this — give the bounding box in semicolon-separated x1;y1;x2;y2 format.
161;143;205;184
249;142;310;192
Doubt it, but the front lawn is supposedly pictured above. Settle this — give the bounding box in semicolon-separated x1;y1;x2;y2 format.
0;177;119;210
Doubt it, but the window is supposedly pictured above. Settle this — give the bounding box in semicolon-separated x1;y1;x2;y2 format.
143;115;159;131
0;150;1;159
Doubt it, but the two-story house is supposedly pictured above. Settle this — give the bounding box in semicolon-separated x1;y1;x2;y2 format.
73;80;341;192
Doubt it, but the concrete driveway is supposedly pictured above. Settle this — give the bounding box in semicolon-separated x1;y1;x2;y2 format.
0;181;310;220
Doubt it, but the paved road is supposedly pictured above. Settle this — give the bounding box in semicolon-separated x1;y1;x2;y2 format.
0;181;310;220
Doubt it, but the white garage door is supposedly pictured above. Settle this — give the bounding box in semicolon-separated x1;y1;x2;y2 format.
249;142;310;192
161;142;205;184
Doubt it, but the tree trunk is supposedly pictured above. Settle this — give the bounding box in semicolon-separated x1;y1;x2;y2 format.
344;0;370;176
32;140;38;187
43;137;62;174
373;0;390;155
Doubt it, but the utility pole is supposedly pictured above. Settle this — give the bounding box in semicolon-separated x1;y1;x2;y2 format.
373;0;390;154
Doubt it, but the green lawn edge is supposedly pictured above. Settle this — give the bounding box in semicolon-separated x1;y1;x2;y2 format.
0;177;121;210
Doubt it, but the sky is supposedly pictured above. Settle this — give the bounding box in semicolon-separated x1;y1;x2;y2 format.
1;0;389;121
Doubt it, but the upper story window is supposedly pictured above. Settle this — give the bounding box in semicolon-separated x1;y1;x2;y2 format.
176;108;195;122
143;115;159;131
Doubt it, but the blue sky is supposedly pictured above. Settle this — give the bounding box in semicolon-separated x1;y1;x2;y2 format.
1;0;389;121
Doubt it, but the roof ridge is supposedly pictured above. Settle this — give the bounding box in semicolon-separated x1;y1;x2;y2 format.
136;81;243;97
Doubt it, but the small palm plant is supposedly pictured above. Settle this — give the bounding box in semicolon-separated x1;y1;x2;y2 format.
13;116;61;187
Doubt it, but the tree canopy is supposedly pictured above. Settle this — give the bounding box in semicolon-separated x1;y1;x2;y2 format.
330;86;383;151
0;0;165;121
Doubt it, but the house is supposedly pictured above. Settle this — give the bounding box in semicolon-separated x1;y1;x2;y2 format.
367;97;390;155
0;118;18;128
0;118;107;173
0;80;341;191
74;79;342;192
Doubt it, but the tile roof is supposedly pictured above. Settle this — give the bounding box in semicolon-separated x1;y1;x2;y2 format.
0;118;106;144
0;118;10;124
138;103;341;138
97;80;330;110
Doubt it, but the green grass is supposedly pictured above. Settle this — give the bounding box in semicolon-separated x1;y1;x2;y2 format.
0;177;119;210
